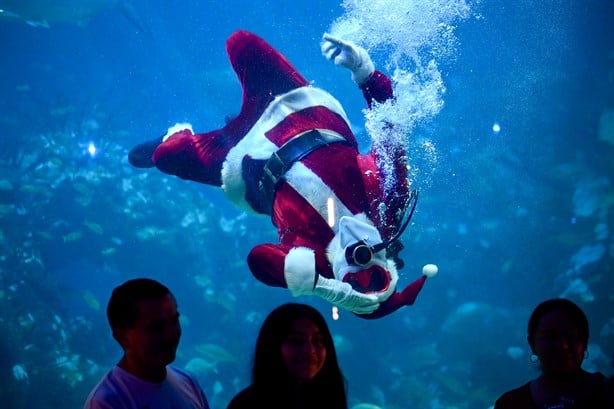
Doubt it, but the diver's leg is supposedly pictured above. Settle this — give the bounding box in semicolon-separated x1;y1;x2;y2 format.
128;135;164;168
247;243;292;288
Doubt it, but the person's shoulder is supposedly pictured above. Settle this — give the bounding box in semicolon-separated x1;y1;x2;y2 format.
494;382;533;409
168;365;196;379
585;371;610;406
226;385;259;409
167;366;205;391
165;366;210;409
83;369;124;409
589;370;606;383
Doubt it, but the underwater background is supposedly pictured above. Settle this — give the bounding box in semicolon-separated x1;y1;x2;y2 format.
0;0;612;408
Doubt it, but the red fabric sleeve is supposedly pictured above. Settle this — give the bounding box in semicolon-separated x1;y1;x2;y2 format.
359;70;394;108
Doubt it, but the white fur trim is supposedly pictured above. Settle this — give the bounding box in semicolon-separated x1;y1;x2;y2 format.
326;213;399;302
221;86;349;210
284;247;317;296
163;123;194;142
383;258;399;301
285;161;352;227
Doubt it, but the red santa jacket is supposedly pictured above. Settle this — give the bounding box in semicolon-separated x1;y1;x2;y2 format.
129;30;432;318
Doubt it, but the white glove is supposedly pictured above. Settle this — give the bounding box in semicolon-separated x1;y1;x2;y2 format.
313;276;380;314
321;33;375;85
284;247;379;314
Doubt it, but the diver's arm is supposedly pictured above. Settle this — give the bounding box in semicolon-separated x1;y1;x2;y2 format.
252;245;380;314
321;33;393;107
359;71;393;106
321;33;374;84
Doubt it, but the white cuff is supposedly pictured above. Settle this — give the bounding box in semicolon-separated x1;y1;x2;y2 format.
284;247;317;296
163;122;193;142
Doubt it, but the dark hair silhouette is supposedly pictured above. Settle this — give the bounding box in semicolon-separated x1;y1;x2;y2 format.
107;278;173;330
251;303;347;408
527;298;589;348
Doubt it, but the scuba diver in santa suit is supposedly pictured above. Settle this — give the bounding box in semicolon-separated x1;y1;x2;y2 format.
129;30;436;319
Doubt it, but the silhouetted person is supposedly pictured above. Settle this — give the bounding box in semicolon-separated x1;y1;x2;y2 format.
84;278;210;409
606;354;614;407
494;298;608;409
227;303;347;409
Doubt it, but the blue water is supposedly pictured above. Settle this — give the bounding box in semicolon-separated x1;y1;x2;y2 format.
0;1;612;408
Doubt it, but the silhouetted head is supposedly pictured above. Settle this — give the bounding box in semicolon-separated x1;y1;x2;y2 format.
527;298;589;378
107;278;181;382
251;303;347;407
107;278;174;330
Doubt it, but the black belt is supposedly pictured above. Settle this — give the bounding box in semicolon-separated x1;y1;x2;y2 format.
259;129;349;210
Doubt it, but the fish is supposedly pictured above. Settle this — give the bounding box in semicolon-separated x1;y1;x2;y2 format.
136;226;166;241
0;203;14;215
183;358;216;375
193;343;237;364
83;221;103;235
0;0;144;31
63;231;82;242
100;247;116;256
82;290;100;311
72;183;93;197
350;404;382;409
37;231;54;240
0;179;14;191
